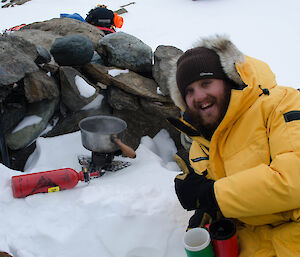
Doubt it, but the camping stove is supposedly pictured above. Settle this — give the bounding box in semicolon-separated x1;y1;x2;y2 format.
78;150;131;182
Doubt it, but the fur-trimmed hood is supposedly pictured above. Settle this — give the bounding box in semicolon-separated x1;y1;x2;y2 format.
168;35;246;110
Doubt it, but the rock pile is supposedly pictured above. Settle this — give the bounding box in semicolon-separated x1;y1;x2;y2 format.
1;0;31;8
0;17;183;171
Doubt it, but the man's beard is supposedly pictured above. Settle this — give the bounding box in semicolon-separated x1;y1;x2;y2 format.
186;86;231;140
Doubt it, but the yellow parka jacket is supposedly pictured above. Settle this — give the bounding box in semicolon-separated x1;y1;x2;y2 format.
168;35;300;256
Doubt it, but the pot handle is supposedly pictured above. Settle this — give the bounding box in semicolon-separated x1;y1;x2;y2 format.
112;136;136;159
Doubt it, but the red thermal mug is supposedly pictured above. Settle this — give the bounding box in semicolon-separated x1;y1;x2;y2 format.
208;218;239;257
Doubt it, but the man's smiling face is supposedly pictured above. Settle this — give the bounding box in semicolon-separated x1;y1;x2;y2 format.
185;79;231;134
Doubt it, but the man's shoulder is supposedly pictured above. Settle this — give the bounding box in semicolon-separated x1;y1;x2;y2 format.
261;85;300;103
275;85;300;92
271;86;300;102
263;85;300;113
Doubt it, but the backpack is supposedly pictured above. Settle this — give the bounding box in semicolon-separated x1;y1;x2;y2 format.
85;6;115;28
85;6;123;34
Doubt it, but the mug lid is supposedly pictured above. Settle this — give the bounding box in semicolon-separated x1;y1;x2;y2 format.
209;218;236;240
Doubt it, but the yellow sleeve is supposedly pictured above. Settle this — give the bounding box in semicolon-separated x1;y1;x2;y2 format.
215;88;300;220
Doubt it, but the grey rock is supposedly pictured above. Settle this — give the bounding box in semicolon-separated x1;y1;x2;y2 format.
50;34;94;66
0;35;39;87
113;104;181;150
110;70;172;103
107;87;180;149
140;98;180;118
40;63;60;87
22;18;105;47
13;29;61;52
0;102;26;133
44;96;112;137
41;63;59;75
81;63;173;102
152;45;183;96
35;45;52;64
108;86;139;111
80;63;114;87
23;69;60;102
6;98;59;150
2;0;31;7
0;86;14;103
9;141;36;171
91;52;104;66
97;31;153;74
59;66;98;111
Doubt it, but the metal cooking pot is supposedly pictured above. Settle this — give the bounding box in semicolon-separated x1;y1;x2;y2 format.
79;115;136;158
79;115;127;153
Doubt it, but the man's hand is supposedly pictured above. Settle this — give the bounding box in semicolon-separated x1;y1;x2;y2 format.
187;210;213;230
174;149;220;214
175;170;217;211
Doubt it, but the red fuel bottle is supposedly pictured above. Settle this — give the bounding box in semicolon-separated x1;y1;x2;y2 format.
11;168;85;198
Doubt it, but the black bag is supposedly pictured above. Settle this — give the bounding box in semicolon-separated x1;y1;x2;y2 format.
85;7;114;28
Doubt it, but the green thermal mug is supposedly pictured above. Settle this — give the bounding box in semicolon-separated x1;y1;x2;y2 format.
183;227;215;257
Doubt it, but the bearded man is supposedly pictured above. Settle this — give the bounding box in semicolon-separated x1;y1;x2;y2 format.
168;35;300;256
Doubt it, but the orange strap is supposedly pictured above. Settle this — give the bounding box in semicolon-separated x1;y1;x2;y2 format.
113;13;123;28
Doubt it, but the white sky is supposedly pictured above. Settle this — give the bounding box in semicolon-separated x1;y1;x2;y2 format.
1;0;300;256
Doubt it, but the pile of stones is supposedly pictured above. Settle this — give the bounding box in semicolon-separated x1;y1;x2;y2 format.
0;17;183;171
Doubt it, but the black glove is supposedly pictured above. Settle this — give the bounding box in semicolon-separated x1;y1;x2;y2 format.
174;150;219;215
175;171;218;211
187;209;215;231
174;149;219;214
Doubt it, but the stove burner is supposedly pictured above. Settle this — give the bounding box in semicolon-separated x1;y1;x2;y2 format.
92;152;113;168
91;150;121;168
78;150;131;182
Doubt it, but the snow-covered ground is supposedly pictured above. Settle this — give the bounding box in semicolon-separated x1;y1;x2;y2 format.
1;131;185;257
1;0;300;256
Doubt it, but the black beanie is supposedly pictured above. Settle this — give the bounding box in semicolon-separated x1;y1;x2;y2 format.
176;47;227;98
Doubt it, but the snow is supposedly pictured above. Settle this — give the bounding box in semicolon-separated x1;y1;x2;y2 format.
157;87;165;96
75;75;96;98
81;94;104;110
1;0;300;256
108;68;129;77
11;115;42;134
3;131;187;257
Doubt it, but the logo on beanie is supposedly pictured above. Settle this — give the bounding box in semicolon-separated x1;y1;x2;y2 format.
200;72;214;77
